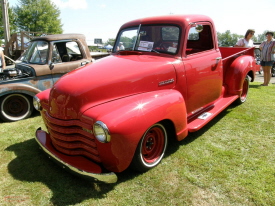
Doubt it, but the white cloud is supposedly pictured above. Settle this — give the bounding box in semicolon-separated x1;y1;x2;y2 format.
51;0;88;10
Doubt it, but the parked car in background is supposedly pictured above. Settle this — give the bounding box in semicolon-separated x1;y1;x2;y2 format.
0;34;108;122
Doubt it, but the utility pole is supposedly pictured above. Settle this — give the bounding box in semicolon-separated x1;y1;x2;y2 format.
1;0;10;44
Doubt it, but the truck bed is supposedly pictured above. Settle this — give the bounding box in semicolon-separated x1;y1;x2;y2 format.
219;47;254;59
219;47;255;66
219;47;256;79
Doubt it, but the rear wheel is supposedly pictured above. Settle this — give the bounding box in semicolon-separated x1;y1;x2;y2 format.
0;94;33;122
235;75;249;105
131;123;168;172
271;65;275;77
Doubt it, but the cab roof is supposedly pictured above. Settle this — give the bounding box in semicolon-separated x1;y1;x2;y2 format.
31;33;86;42
120;14;214;29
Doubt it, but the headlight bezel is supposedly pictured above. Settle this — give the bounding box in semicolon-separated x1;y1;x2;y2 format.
33;96;42;111
93;121;111;143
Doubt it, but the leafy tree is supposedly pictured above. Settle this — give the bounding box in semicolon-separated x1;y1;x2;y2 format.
217;30;275;45
255;30;273;43
14;0;63;35
105;38;116;46
0;3;17;39
217;30;243;47
116;36;133;49
188;32;199;40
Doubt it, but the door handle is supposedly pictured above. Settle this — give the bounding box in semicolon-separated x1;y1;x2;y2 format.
81;61;88;66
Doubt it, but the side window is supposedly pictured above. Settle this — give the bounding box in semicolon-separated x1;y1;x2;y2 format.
66;42;83;61
186;25;214;55
53;41;83;63
188;27;199;40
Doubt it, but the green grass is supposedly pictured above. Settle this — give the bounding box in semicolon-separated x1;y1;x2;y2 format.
0;82;275;206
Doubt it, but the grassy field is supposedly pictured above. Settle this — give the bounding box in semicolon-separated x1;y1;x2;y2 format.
0;82;274;206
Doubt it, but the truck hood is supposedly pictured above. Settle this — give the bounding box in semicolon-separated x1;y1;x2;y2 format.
49;54;177;119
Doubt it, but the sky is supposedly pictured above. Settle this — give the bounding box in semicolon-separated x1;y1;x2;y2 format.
7;0;275;44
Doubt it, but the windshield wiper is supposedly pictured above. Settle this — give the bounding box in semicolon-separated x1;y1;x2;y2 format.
151;49;159;54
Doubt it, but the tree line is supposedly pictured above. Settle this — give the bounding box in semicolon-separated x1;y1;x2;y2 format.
217;30;269;46
0;0;271;47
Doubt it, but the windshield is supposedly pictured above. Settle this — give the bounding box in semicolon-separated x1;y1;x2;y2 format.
22;40;48;64
113;25;180;54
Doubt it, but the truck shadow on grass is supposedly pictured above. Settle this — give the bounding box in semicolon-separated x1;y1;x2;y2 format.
164;107;233;156
5;106;234;206
249;84;262;89
5;140;116;206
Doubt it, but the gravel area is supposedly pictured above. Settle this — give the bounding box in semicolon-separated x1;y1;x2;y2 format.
254;71;275;84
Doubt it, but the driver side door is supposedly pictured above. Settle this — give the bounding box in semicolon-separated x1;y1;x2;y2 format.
183;23;223;114
50;41;90;83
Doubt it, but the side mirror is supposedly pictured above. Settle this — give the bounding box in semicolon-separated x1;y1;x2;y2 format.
195;24;203;33
190;23;203;33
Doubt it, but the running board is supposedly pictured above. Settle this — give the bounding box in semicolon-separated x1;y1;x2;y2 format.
187;95;239;132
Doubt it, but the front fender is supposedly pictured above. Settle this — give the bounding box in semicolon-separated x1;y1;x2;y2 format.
81;89;188;172
0;83;41;98
224;55;255;96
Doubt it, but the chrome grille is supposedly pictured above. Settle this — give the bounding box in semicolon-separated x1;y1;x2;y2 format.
42;111;101;163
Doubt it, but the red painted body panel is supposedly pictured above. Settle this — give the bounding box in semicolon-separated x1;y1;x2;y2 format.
183;49;223;114
35;15;258;183
49;55;177;120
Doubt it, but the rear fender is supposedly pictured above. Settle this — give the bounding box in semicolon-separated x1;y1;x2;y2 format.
224;55;255;96
81;89;188;172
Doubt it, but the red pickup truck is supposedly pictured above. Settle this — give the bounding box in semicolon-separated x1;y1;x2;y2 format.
34;15;258;183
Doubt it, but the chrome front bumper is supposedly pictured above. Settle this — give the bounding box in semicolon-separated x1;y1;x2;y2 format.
35;128;117;183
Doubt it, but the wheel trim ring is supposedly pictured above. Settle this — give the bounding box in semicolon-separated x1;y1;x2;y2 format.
240;78;249;101
141;126;165;164
1;94;30;121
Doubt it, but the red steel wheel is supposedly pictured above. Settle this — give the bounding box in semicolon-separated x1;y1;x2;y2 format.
131;123;168;172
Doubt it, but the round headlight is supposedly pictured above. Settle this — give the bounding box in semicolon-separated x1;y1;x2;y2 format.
93;121;111;143
33;96;42;111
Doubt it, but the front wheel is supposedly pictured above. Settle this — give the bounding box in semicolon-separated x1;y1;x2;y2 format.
0;94;33;122
130;123;168;172
235;75;249;105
